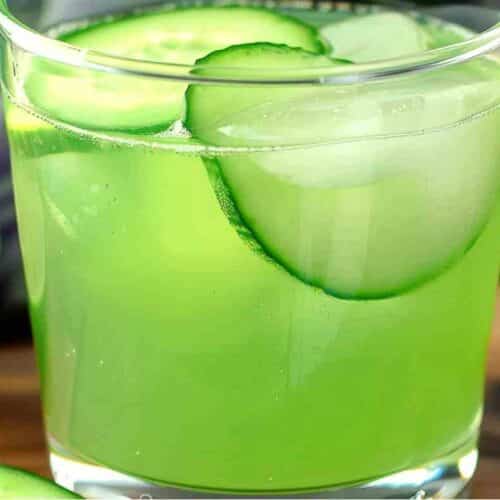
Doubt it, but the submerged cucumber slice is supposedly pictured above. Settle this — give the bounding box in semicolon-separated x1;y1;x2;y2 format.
186;43;500;299
321;12;432;62
0;465;81;498
24;6;326;132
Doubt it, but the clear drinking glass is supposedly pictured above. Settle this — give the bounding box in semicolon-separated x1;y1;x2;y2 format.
0;0;499;497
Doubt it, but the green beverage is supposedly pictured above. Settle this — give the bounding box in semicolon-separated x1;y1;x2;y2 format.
2;1;500;497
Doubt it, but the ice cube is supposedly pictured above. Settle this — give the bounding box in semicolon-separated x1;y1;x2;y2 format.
321;12;432;62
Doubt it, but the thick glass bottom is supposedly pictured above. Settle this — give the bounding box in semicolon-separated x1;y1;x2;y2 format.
49;440;477;499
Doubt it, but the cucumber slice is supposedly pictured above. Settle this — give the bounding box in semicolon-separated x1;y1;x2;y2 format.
24;6;326;132
62;6;326;60
321;12;432;62
0;465;81;498
186;43;500;299
186;42;345;137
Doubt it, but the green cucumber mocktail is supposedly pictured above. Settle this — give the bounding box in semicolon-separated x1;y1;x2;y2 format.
2;1;500;495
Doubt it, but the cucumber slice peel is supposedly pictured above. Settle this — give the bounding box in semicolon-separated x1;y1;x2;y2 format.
0;465;81;498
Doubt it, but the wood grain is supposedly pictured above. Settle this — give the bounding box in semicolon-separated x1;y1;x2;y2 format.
0;291;499;497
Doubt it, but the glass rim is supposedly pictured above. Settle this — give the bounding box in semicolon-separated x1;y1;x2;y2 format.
0;0;499;85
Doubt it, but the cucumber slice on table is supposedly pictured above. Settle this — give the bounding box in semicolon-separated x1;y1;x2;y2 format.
186;43;500;299
321;12;432;62
0;465;80;498
23;6;327;132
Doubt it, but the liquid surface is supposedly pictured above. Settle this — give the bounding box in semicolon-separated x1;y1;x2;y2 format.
4;1;500;492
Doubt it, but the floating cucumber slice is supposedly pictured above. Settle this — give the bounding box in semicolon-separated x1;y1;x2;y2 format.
321;12;432;61
62;6;327;60
186;43;500;299
0;465;81;498
23;6;326;132
186;42;346;137
23;62;179;134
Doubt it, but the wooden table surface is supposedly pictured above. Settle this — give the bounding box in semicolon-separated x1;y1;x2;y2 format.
1;291;499;498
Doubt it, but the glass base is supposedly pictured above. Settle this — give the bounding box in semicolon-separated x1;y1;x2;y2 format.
49;442;477;499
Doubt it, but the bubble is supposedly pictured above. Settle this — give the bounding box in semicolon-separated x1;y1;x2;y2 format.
157;120;192;139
